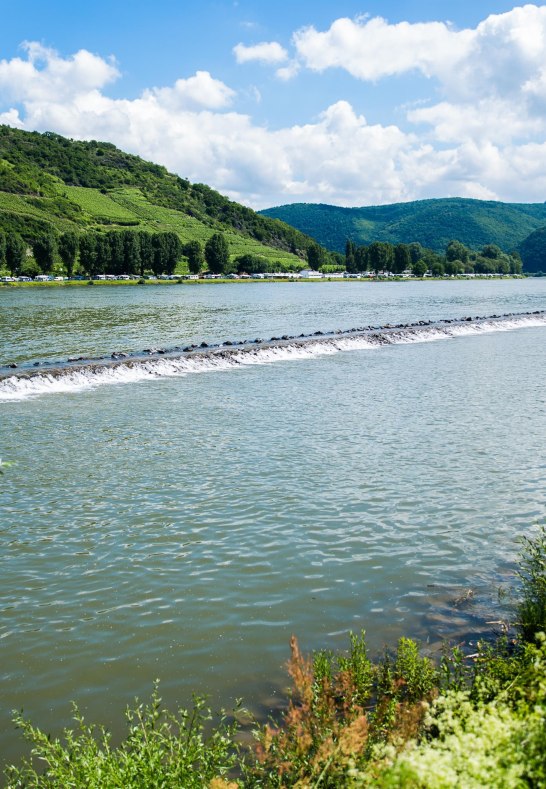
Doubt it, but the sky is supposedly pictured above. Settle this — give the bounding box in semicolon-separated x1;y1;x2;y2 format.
1;0;546;208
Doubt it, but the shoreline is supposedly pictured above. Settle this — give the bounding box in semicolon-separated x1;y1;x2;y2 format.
0;274;528;289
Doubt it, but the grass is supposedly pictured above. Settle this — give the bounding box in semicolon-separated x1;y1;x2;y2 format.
0;170;304;270
0;193;78;232
63;186;140;224
1;183;306;272
109;189;302;268
3;526;545;787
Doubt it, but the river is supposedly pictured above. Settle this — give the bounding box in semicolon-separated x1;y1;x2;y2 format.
1;278;545;767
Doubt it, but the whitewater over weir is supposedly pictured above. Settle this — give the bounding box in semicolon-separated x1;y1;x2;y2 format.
1;310;545;401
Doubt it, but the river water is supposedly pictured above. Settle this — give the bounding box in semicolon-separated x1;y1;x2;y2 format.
1;279;545;766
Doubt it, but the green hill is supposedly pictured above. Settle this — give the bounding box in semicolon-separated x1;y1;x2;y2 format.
517;226;546;273
260;198;546;258
0;126;322;271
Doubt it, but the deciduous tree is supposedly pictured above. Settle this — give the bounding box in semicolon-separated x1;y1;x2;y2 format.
58;232;79;277
32;234;58;273
205;232;229;274
184;240;205;274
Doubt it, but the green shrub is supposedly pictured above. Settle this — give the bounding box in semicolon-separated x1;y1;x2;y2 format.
4;687;242;789
250;632;436;787
5;527;546;787
517;525;546;642
376;634;546;788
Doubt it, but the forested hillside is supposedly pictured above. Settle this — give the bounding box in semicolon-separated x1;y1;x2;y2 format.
517;226;546;273
260;198;546;263
0;126;329;276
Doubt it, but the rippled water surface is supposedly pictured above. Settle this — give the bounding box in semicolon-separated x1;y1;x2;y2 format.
1;279;546;766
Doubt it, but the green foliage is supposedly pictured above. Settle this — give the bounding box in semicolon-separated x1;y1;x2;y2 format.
377;635;546;788
68;230;184;277
5;231;26;275
235;253;270;274
446;238;469;263
445;258;464;276
517;525;546;643
0;125;318;265
251;633;436;786
183;239;205;274
4;687;242;789
205;232;230;274
32;233;58;273
368;241;393;274
58;232;79;276
411;259;428;278
306;241;326;270
261;198;546;265
0;228;6;267
79;233;99;276
19;258;41;279
393;243;411;274
518;225;546;273
123;229;141;276
393;638;438;703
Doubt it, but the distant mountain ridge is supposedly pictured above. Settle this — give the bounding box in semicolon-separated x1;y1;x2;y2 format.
260;198;546;263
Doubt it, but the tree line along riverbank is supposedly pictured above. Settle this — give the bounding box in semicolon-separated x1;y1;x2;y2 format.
0;224;526;284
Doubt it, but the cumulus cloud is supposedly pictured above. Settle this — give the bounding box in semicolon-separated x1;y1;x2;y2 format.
293;16;473;82
0;41;118;103
275;60;301;81
291;5;546;100
277;4;546;203
143;71;235;110
290;7;546;140
4;13;546;210
233;41;288;64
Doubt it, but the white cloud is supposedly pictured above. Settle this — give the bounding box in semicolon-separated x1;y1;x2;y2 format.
4;20;546;209
407;98;545;145
0;42;118;103
233;41;288;64
291;5;546;102
143;71;235;110
275;60;300;81
293;16;473;81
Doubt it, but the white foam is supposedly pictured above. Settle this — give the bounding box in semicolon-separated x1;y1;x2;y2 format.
1;314;545;401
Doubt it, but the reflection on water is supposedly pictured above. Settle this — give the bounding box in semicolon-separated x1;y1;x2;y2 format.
0;279;545;766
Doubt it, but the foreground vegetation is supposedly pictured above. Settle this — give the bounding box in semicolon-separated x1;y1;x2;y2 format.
4;526;545;788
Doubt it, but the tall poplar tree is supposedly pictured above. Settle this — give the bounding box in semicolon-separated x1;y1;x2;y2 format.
204;233;229;274
58;232;79;276
33;234;58;273
184;240;204;274
6;232;27;275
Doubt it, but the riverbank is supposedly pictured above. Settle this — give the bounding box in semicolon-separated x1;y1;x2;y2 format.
4;526;545;788
2;279;544;781
0;274;527;289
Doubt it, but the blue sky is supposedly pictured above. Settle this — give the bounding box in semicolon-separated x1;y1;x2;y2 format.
2;1;546;207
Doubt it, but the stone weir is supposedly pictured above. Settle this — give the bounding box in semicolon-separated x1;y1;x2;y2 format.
1;310;545;387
